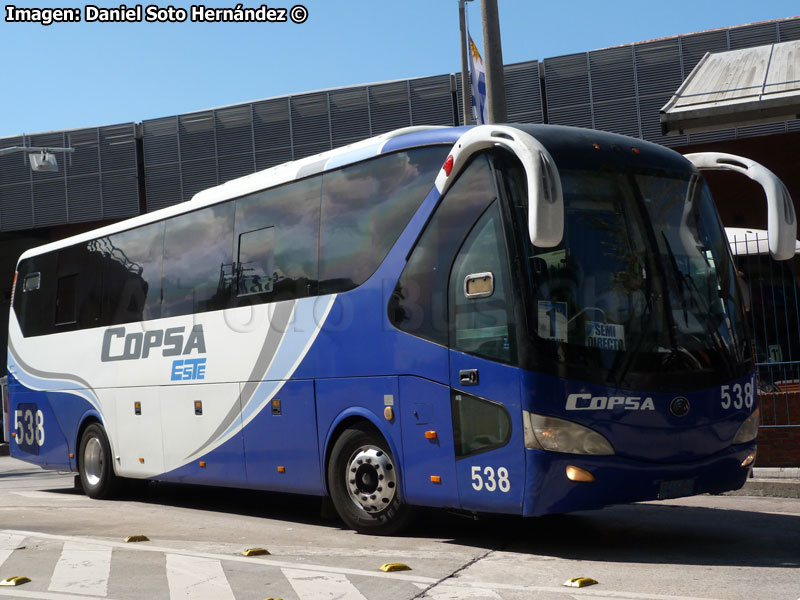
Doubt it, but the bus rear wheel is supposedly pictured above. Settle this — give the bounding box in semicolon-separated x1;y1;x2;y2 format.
327;425;414;535
78;423;121;499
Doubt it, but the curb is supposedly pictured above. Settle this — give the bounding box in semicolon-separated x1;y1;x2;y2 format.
734;478;800;499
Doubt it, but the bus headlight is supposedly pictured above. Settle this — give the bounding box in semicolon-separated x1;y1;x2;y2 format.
523;411;615;455
732;407;760;445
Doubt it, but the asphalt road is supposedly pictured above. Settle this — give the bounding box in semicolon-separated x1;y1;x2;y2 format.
1;454;799;600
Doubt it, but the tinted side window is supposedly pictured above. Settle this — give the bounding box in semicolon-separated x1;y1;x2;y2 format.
14;254;57;337
389;154;497;345
100;223;164;326
55;275;77;326
449;202;514;363
56;242;105;330
319;146;449;294
234;177;321;305
452;392;511;458
163;203;235;318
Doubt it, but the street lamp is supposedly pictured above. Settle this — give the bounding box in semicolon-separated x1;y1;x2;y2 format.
0;145;75;173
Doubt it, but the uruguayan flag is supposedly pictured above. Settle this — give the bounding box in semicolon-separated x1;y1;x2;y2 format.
468;32;488;124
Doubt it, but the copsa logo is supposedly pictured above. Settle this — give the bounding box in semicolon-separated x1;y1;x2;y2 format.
566;393;655;411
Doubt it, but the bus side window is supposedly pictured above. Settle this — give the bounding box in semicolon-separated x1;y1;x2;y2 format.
449;202;514;363
319;146;450;295
233;176;320;305
55;274;78;326
55;243;104;330
162;203;235;318
389;154;498;345
102;223;164;325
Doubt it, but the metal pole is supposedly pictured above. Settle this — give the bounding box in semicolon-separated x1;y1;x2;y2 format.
458;0;472;125
0;146;75;156
481;0;507;123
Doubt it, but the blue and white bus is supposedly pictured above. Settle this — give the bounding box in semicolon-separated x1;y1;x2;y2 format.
5;125;795;534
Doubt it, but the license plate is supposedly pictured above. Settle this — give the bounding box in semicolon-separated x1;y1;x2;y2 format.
657;478;695;500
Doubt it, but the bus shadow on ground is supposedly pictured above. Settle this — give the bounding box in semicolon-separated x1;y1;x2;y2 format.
433;501;800;569
46;482;800;568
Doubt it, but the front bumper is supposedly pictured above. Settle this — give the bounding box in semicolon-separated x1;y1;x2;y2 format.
523;441;755;516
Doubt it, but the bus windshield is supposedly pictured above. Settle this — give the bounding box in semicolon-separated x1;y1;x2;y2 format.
516;165;751;391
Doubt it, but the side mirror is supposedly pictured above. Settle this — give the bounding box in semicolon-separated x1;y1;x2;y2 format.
435;125;564;248
684;152;797;260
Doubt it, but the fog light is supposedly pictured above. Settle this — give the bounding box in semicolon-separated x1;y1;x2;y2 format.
566;465;595;482
741;450;757;468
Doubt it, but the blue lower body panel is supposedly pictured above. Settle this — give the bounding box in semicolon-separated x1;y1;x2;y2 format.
523;442;755;516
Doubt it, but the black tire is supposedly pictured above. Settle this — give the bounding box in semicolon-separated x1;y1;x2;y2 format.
327;424;415;535
78;423;121;499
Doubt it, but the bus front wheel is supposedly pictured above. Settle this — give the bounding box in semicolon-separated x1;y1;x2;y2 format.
327;425;414;535
78;423;121;499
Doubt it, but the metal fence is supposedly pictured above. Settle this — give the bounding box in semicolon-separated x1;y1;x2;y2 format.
729;230;800;429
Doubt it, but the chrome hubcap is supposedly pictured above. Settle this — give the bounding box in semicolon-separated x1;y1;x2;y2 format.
345;445;397;513
83;437;103;487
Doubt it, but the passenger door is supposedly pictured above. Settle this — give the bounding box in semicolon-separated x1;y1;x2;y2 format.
447;202;525;514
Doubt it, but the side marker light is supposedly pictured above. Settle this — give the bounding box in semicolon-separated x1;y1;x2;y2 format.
566;465;595;482
384;406;394;421
424;430;437;440
430;475;441;484
277;466;286;473
69;453;74;459
199;461;206;468
138;457;145;464
443;155;454;176
741;451;757;468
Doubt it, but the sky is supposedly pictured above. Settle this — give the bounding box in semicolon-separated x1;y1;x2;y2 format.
0;0;798;139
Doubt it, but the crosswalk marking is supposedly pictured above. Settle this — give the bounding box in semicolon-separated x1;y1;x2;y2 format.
48;541;112;597
282;567;369;600
0;532;25;570
0;590;122;600
1;530;437;584
166;553;235;600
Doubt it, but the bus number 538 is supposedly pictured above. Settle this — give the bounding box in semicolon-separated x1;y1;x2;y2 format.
471;466;511;492
14;406;45;448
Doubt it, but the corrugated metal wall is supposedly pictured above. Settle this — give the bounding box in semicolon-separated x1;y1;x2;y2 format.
142;74;458;210
544;18;800;148
3;17;800;221
0;124;138;231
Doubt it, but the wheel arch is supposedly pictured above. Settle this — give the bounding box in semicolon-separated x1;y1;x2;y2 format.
322;408;403;496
